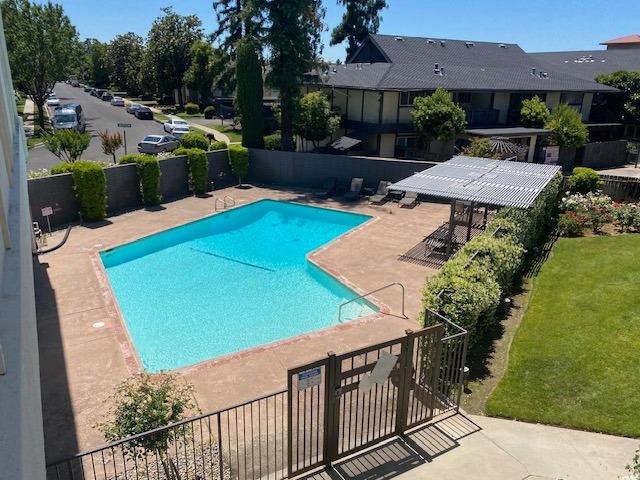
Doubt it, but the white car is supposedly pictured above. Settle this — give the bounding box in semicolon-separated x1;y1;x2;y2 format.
110;96;125;106
46;94;60;106
163;118;189;134
171;126;190;138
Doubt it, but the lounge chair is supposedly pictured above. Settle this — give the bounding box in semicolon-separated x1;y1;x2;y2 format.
344;177;363;201
314;177;337;198
369;181;391;205
399;191;419;208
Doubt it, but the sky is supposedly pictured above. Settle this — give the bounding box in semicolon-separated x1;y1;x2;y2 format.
46;0;640;62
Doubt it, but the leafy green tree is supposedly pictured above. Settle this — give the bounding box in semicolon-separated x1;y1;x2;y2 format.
520;95;550;128
107;33;144;93
183;40;218;100
42;130;90;163
266;0;325;151
83;39;111;88
210;0;265;93
97;373;195;480
1;0;79;128
596;70;640;124
294;91;340;150
545;103;589;148
236;38;264;148
411;88;467;148
330;0;387;58
145;7;203;106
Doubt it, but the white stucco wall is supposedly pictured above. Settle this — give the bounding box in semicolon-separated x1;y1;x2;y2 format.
382;91;398;124
379;133;396;157
0;11;47;480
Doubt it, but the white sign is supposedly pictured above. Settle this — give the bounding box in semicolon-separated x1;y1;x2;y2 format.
297;367;322;391
358;352;398;394
41;206;53;216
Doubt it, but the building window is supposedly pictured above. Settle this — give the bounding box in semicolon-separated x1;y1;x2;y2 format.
457;92;472;104
560;92;584;112
395;135;422;158
399;91;433;107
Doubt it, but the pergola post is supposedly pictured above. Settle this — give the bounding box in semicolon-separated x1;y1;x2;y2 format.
446;199;456;256
466;201;475;242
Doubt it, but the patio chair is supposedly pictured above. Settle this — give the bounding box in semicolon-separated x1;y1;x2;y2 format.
344;177;364;201
399;191;419;208
314;177;337;198
369;181;391;205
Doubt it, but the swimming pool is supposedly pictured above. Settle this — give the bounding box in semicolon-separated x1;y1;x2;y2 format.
101;200;377;372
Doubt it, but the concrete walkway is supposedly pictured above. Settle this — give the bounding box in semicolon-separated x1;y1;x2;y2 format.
598;164;640;178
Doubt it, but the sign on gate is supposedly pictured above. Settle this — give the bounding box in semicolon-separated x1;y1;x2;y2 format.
297;366;321;391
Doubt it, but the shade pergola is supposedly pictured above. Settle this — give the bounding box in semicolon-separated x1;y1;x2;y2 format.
389;156;560;255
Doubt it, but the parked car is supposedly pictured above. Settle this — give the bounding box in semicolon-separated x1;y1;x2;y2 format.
171;126;190;138
100;92;114;102
83;86;92;93
163;118;189;134
46;94;60;107
93;88;105;98
110;96;125;106
54;103;85;132
126;102;142;114
137;135;180;154
71;79;80;87
134;106;154;120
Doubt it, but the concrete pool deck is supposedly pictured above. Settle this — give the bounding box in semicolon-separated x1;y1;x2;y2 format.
34;185;451;461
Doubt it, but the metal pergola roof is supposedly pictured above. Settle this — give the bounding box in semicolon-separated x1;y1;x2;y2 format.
388;156;561;209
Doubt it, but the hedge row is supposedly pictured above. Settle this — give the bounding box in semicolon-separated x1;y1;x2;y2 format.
420;174;562;342
118;154;162;206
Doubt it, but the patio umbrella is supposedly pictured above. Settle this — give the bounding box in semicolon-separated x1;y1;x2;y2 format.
489;137;529;161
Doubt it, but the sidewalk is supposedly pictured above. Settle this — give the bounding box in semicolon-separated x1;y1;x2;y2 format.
392;415;637;480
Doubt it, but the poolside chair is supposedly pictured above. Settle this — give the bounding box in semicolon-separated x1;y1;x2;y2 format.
369;181;391;205
314;177;337;198
399;191;419;208
344;177;363;201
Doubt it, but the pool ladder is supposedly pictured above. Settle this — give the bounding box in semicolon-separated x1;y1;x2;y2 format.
215;195;236;211
338;282;406;323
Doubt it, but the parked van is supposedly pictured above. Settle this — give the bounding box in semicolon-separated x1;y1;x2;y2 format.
52;104;85;132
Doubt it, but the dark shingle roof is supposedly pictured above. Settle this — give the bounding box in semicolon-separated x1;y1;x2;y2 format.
531;49;640;81
313;34;618;93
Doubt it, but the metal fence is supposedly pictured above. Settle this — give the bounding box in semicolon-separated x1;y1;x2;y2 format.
47;312;468;480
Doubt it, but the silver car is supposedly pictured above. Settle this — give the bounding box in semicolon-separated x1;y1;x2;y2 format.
171;126;190;138
137;135;180;154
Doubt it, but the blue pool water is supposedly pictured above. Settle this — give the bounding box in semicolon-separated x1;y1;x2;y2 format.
101;200;377;372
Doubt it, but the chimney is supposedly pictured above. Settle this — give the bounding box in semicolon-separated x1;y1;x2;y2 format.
531;67;536;75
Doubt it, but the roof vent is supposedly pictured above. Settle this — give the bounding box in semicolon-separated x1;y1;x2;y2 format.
434;63;442;75
531;67;536;75
542;72;549;79
427;39;435;44
465;41;475;47
440;40;446;47
499;43;507;48
394;36;404;41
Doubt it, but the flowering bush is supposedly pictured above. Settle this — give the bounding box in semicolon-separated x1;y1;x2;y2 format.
558;212;588;237
561;192;613;233
612;203;640;232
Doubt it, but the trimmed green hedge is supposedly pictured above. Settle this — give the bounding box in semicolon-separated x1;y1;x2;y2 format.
264;134;281;151
50;162;76;175
118;153;140;165
72;161;107;221
136;155;161;206
186;148;208;195
180;132;209;150
228;145;249;184
420;174;562;343
172;147;190;157
568;167;602;194
185;103;199;115
210;140;227;151
204;106;215;119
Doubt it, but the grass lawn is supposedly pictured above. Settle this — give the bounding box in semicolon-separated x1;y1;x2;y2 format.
486;234;640;437
209;124;242;143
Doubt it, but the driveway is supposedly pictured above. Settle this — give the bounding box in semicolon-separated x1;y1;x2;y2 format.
27;82;166;171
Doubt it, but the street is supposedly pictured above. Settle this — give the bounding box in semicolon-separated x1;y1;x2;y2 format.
27;82;166;171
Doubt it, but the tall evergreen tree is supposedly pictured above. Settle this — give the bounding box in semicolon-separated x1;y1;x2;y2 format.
236;38;264;148
1;0;78;128
266;0;325;151
146;7;202;106
210;0;265;93
330;0;387;59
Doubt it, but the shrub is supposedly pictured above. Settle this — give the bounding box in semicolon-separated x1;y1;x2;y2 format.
612;203;640;232
42;129;91;163
180;131;209;150
203;105;215;119
186;148;208;195
462;137;501;159
185;102;199;115
545;103;589;148
557;212;587;237
236;38;264;148
458;234;525;291
421;261;501;340
568;167;602;194
520;95;550;128
134;155;161;206
72;161;107;221
50;162;75;175
264;134;281;151
172;147;190;157
210;140;227;151
118;153;139;165
228;145;249;185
